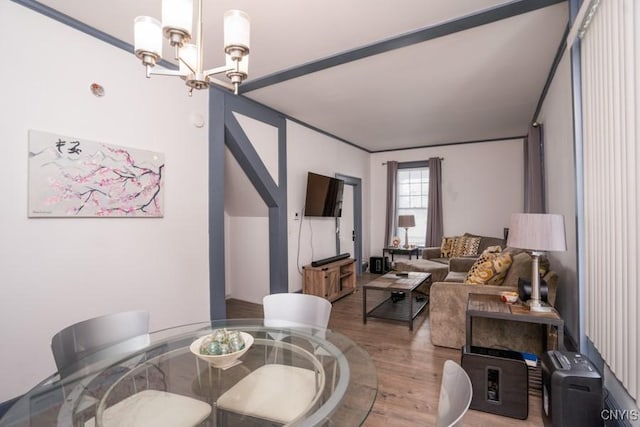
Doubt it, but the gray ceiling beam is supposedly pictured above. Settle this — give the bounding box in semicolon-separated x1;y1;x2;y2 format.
240;0;567;93
11;0;178;70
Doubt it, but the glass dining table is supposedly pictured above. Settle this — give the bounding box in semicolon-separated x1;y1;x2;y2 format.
0;319;377;426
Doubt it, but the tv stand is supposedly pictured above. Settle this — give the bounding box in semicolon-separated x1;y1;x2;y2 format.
303;258;356;302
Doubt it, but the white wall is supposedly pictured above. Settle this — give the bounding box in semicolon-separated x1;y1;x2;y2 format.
369;139;524;256
536;53;579;342
287;122;370;292
227;217;270;303
0;2;210;402
223;114;275;304
222;118;370;301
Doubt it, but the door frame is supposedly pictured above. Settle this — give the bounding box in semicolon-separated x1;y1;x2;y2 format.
335;174;362;274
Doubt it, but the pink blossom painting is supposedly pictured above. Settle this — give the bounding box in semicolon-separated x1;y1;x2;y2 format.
28;130;164;217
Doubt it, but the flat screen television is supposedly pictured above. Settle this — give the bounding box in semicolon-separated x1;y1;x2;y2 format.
304;172;344;217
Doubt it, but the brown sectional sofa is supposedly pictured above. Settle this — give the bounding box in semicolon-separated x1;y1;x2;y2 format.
393;233;504;282
393;235;560;355
429;250;558;355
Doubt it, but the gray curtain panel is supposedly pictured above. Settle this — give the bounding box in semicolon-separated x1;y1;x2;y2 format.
524;124;546;213
425;157;443;247
384;161;398;247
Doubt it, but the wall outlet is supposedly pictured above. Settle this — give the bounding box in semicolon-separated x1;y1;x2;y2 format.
293;211;300;221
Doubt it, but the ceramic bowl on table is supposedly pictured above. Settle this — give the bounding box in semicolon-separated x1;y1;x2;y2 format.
190;331;254;368
500;291;519;303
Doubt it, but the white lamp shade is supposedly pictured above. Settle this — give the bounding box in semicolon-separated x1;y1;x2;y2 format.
398;215;416;228
179;43;198;73
507;213;567;252
224;10;250;50
226;53;249;74
162;0;193;35
134;16;163;57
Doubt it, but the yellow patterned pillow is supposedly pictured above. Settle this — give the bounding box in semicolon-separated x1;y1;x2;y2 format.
451;236;481;257
482;245;502;255
465;252;513;285
440;236;456;258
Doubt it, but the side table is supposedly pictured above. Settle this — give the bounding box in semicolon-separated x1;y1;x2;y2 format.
466;293;565;352
382;246;421;261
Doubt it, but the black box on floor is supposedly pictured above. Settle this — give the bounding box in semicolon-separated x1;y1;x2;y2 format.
461;345;529;419
541;351;603;427
369;256;390;274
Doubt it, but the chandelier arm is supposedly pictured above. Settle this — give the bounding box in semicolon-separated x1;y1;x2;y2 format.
203;65;234;76
178;56;197;75
147;68;187;78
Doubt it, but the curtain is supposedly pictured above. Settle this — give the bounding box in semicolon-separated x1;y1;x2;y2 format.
384;161;398;247
425;157;443;246
524;124;546;213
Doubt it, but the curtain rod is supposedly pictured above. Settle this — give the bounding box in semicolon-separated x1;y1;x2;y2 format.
381;157;444;165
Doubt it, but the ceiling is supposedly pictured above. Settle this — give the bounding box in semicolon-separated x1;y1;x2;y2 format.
37;0;568;152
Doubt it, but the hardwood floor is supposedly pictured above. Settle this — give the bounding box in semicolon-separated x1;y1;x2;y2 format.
226;273;544;426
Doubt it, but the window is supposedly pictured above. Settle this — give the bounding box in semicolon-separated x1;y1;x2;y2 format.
396;162;429;246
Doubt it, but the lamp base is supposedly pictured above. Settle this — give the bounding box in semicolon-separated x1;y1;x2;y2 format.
526;299;554;313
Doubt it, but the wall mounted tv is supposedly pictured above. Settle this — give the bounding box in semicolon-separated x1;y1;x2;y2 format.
304;172;344;217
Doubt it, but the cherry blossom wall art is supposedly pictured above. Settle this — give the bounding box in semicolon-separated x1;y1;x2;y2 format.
28;130;165;217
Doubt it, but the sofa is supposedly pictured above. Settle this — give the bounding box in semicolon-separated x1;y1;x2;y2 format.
393;233;505;282
429;250;558;355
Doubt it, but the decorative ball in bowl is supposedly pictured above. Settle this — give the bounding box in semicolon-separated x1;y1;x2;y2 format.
190;330;254;368
500;291;519;303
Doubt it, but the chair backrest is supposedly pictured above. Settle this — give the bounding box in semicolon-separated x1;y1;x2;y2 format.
263;293;331;329
436;360;473;427
51;310;150;376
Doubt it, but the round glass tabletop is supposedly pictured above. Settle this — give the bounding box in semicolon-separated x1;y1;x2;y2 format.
0;319;377;427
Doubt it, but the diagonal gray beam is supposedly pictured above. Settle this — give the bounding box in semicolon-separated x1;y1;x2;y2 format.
240;0;566;93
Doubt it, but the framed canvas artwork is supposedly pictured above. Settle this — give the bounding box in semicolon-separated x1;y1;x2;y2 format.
28;130;165;217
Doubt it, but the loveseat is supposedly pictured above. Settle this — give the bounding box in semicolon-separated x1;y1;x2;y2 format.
429;250;558;355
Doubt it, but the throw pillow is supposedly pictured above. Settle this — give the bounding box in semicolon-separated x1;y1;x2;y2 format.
451;236;481;257
440;236;456;258
465;252;513;285
482;245;502;255
502;252;532;287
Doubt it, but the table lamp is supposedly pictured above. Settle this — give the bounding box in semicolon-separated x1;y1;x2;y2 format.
398;215;415;249
506;213;566;312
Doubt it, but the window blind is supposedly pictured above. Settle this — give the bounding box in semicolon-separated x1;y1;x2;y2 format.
580;0;639;399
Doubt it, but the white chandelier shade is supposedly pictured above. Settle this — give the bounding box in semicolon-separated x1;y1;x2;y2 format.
162;0;193;43
134;0;250;95
224;10;251;52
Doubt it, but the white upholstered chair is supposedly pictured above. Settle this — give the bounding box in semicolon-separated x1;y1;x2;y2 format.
436;360;473;427
215;293;331;425
51;310;211;427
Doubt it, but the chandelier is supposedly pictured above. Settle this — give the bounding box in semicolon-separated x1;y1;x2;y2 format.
134;0;250;95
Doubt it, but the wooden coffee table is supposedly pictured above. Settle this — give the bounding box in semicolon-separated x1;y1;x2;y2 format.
362;272;431;330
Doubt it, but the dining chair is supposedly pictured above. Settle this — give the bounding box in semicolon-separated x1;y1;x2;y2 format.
51;310;211;427
215;293;332;425
435;360;473;427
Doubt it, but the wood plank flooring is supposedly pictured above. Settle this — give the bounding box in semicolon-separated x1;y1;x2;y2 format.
226;273;544;426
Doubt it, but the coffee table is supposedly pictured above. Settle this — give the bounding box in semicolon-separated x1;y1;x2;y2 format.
362;272;431;330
